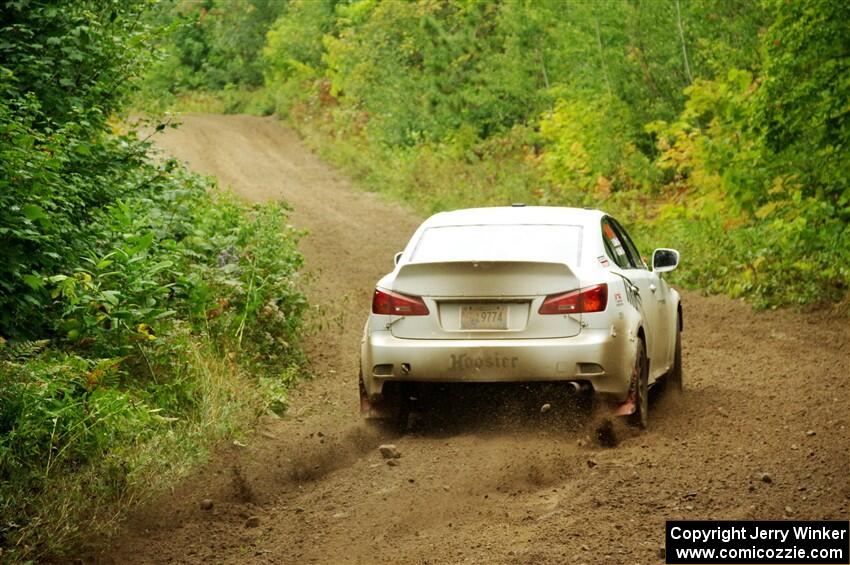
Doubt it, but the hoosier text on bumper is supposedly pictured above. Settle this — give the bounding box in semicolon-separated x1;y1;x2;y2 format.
449;354;519;371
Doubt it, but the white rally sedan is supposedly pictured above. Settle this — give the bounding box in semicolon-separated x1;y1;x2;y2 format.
359;206;682;429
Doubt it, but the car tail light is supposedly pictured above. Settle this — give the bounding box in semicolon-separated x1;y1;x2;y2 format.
372;288;430;316
539;284;608;314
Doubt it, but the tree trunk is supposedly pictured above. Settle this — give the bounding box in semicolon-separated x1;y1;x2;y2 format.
675;0;693;84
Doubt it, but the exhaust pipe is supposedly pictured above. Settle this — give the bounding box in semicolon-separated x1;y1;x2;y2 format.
568;381;592;393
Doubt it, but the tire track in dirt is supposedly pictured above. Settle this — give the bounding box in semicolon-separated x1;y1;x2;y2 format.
93;114;849;564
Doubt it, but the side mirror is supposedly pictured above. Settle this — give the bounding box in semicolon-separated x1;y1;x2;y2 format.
652;248;680;273
394;251;403;266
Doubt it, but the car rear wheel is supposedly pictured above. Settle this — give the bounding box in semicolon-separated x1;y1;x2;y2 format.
666;326;683;394
628;339;649;429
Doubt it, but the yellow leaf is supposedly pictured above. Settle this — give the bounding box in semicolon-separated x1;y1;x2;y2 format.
136;323;157;340
755;201;779;220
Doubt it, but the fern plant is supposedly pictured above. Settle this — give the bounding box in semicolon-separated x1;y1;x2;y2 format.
0;339;50;363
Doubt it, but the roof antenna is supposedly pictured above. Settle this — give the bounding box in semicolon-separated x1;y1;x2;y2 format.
511;202;526;207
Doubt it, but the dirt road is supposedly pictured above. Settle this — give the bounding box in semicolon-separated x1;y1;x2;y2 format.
98;114;849;564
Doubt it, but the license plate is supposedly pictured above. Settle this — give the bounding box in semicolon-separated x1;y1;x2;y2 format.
460;304;508;330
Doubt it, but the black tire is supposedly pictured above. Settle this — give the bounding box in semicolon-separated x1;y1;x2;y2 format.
628;339;649;429
667;326;683;395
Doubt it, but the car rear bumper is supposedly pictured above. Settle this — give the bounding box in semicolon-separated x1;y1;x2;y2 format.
361;328;633;402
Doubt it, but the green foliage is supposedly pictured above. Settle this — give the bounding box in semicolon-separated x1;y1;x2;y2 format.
292;0;767;148
0;353;153;487
321;0;558;145
755;0;850;215
0;152;307;554
650;55;850;305
0;0;308;559
1;1;152;126
139;0;286;108
0;170;307;558
265;0;337;77
539;96;657;198
0;91;142;337
262;0;338;115
239;0;846;307
0;1;157;337
141;1;850;307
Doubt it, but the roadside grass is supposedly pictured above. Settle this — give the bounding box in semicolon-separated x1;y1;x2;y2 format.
2;340;270;560
0;159;307;561
136;87;275;117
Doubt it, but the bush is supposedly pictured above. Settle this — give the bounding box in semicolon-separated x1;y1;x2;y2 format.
0;168;306;559
0;2;308;559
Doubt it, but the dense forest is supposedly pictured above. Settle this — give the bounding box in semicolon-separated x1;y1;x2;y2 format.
146;0;849;308
0;1;305;559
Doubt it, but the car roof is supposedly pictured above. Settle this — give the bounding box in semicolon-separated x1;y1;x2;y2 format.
422;206;607;229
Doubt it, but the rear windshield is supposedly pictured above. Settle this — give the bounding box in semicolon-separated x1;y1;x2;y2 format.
410;224;582;265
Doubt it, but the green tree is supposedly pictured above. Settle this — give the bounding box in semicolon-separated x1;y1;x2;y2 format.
755;0;850;215
145;0;286;94
0;0;155;336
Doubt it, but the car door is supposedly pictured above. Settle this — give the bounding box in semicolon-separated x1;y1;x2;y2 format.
602;217;665;380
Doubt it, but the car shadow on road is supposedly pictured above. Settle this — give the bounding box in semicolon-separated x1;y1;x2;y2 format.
401;382;595;439
389;379;707;446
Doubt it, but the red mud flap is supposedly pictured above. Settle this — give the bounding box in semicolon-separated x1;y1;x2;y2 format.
612;391;636;416
612;369;638;416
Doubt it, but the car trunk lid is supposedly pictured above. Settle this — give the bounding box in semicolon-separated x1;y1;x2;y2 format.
389;261;582;339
